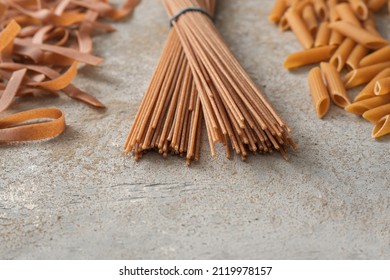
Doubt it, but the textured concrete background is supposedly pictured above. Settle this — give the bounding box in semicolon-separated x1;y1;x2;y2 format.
0;0;389;259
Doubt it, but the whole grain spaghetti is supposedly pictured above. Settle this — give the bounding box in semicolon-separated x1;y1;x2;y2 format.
125;0;295;164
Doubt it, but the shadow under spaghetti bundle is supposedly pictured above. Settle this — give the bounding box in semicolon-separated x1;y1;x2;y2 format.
125;0;296;165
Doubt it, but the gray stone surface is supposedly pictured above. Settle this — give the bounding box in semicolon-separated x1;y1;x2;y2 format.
0;0;389;260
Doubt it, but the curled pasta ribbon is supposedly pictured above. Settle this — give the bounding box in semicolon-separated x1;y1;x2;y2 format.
0;108;65;142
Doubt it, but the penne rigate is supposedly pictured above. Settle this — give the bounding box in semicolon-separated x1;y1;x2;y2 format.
315;22;331;47
312;0;329;20
302;4;318;36
285;9;314;49
329;21;389;49
284;46;335;69
330;38;356;71
347;0;369;20
336;3;362;26
321;62;351;108
374;77;390;95
308;67;330;118
363;103;390;123
359;45;390;67
372;114;390;138
344;62;390;88
346;95;390;115
269;0;288;23
346;45;370;70
354;68;390;101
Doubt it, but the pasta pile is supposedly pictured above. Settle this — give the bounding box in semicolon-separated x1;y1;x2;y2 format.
0;0;139;142
125;0;296;165
269;0;390;138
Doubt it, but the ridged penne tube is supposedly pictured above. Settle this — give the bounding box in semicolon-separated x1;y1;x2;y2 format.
321;62;351;108
363;103;390;123
284;46;335;69
302;4;318;36
314;22;331;47
269;0;287;24
329;21;389;49
308;67;330;118
346;45;369;70
336;3;362;26
372;115;390;138
346;95;390;114
347;0;369;20
328;0;341;22
367;0;388;12
312;0;329;20
354;68;390;101
329;30;344;46
285;9;314;49
329;38;356;71
344;62;390;88
375;77;390;95
359;46;390;67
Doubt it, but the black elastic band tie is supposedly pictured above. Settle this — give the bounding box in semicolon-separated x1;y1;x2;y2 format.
169;7;213;27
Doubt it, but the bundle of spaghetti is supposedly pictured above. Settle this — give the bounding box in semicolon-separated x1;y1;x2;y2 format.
125;0;295;164
0;0;139;142
269;0;390;138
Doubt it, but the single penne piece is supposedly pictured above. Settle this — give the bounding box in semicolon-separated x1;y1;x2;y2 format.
336;3;362;26
314;22;331;47
279;14;290;31
363;103;390;123
372;114;390;138
344;62;390;88
268;0;288;24
308;67;330;118
328;21;389;49
321;62;351;108
312;0;329;20
346;94;390;114
302;4;318;36
354;68;390;101
285;9;314;49
375;77;390;95
346;45;370;70
329;38;356;71
284;46;335;69
347;0;369;20
328;0;341;22
366;0;387;12
359;46;390;67
329;30;344;46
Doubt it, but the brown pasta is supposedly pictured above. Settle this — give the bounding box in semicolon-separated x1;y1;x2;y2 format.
269;0;288;23
329;38;356;71
359;45;390;67
344;62;390;88
346;45;369;70
312;0;329;20
336;3;362;26
321;62;351;108
367;0;388;12
302;4;318;36
363;103;390;123
285;9;314;49
346;95;390;115
354;68;390;101
372;114;390;138
314;22;331;47
328;21;389;49
347;0;369;20
375;77;390;95
308;67;330;118
284;46;335;69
